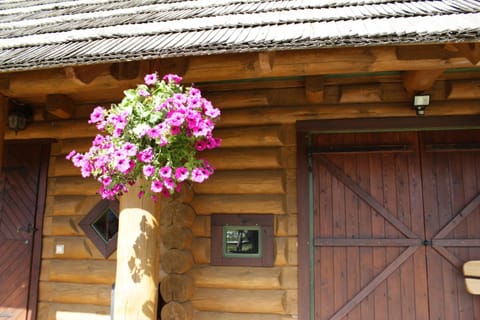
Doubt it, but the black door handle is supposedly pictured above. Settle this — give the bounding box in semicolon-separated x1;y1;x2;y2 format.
17;223;36;234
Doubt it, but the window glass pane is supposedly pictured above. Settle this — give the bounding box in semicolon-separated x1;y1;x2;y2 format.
92;208;118;243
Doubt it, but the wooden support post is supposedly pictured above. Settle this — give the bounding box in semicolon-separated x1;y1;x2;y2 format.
0;95;6;176
114;181;161;320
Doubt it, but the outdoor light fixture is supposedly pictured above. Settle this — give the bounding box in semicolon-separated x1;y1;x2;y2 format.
8;102;32;132
413;94;430;116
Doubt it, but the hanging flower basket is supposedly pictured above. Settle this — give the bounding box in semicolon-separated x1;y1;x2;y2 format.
67;73;221;201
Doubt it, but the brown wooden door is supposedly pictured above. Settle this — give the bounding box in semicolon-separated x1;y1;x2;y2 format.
0;143;48;320
311;130;480;320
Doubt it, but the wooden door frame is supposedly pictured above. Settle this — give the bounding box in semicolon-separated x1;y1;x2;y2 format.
3;141;50;320
296;115;480;320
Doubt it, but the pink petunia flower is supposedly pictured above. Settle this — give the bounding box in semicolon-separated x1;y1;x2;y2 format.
66;150;76;160
88;106;105;124
175;167;189;182
137;147;154;163
143;165;155;177
194;140;207;151
144;73;157;85
191;168;208;183
163;177;175;190
163;74;183;84
123;142;138;157
151;179;163;193
159;166;172;178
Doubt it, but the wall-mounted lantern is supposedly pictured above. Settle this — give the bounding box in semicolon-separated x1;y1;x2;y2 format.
8;102;32;132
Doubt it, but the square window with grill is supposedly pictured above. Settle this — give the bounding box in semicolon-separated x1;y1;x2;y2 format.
79;199;119;258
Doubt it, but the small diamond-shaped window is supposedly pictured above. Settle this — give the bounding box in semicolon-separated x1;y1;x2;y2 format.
79;199;119;258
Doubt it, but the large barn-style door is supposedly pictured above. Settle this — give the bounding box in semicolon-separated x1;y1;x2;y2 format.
0;143;49;320
311;130;480;320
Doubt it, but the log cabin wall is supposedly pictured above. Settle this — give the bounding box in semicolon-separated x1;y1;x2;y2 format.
2;47;479;320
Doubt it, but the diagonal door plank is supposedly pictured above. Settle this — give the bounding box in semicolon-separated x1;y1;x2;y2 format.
316;155;419;239
329;245;420;320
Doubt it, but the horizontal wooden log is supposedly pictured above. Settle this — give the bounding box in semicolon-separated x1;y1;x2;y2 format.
190;238;210;265
160;202;196;228
185;46;471;83
49;125;288;156
3;46;472;100
7;99;480;142
49;156;78;177
43;216;83;236
340;84;383;103
39;281;112;305
216;125;288;147
191;216;210;237
53;148;288;177
194;170;285;194
207;87;308;109
37;302;110;320
204;148;283;170
50;138;92;156
189;266;282;289
40;259;116;284
48;195;99;216
161;302;193;320
280;267;298;290
192;288;287;314
160;274;194;303
48;176;100;196
191;194;285;215
42;236;115;260
193;311;294;320
447;80;480;100
161;249;194;274
4;119;98;140
216;100;480;127
162;225;192;250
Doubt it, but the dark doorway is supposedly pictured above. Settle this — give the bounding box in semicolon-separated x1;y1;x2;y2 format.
0;142;49;320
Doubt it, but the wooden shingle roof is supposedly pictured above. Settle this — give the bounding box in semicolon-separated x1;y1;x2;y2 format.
0;0;479;72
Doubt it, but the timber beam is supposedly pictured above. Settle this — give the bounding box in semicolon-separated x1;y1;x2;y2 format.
110;61;141;81
1;45;477;100
305;76;324;103
150;57;189;78
46;94;75;119
256;52;275;73
402;69;445;98
447;80;480;100
454;43;480;65
64;64;110;85
7;99;480;141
